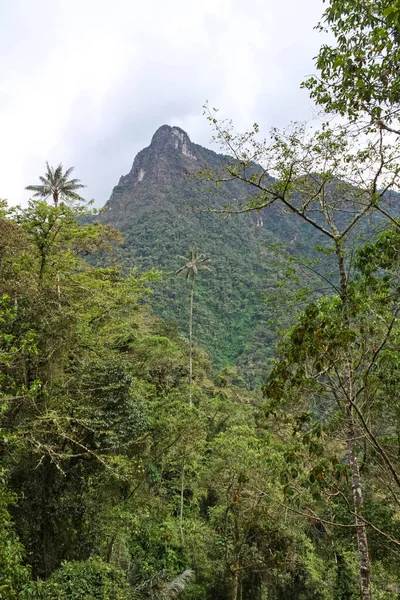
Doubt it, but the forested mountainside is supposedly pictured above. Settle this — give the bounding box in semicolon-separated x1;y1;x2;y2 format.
98;125;331;385
5;2;400;598
2;125;400;600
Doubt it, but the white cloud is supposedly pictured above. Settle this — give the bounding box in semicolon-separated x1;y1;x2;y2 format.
0;0;326;206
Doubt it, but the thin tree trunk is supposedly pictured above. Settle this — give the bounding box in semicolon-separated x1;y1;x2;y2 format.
335;241;349;326
189;278;194;406
180;459;185;542
346;404;372;599
336;240;372;600
53;191;61;299
231;564;239;600
39;252;46;287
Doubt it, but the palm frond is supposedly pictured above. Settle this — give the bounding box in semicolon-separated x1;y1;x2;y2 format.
176;248;211;280
157;569;195;599
64;178;85;188
175;265;187;276
26;162;86;204
25;184;51;200
44;161;52;177
64;184;86;195
25;184;45;193
62;165;74;181
53;163;63;182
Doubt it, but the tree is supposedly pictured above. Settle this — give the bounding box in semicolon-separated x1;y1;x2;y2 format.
204;112;400;600
176;248;210;406
26;162;85;207
0;475;32;599
25;163;86;298
263;242;400;596
0;198;154;578
303;0;400;135
204;426;290;600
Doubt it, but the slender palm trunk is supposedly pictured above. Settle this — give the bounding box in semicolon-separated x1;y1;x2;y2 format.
53;192;61;300
180;459;185;542
189;278;194;406
336;240;372;600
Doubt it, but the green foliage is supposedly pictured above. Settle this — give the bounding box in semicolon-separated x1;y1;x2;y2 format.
303;0;400;131
203;28;400;593
35;557;131;600
99;129;333;387
0;472;32;600
84;360;149;451
6;40;400;597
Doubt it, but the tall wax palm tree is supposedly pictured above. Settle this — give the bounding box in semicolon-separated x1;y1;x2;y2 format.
26;162;85;207
26;163;85;298
176;248;211;406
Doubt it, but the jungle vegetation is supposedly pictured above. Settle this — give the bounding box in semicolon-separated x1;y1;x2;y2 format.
2;2;400;599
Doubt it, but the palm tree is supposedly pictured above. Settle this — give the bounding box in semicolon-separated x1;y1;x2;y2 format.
26;162;85;207
176;248;211;406
26;163;85;298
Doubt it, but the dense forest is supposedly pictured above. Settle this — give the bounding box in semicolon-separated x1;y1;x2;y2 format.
2;1;400;599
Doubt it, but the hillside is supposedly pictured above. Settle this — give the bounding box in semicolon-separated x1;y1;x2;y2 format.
98;125;332;385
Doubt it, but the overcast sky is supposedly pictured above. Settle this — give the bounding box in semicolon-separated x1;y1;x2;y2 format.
0;0;327;206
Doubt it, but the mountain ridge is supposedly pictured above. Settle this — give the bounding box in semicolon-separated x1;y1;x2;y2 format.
97;125;335;385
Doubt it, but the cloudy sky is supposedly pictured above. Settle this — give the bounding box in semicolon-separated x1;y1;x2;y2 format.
0;0;327;206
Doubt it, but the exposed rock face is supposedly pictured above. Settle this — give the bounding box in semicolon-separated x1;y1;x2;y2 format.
151;125;197;160
169;127;197;159
105;125;202;217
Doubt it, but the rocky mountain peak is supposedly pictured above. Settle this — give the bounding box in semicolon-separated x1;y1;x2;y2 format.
150;124;197;160
119;125;197;188
105;125;202;214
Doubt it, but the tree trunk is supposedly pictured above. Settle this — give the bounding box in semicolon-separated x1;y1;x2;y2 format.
180;459;185;542
39;252;46;287
189;278;194;406
232;564;239;600
336;240;372;600
346;404;372;600
55;273;61;299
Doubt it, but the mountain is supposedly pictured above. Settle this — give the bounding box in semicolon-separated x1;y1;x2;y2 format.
97;125;329;386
